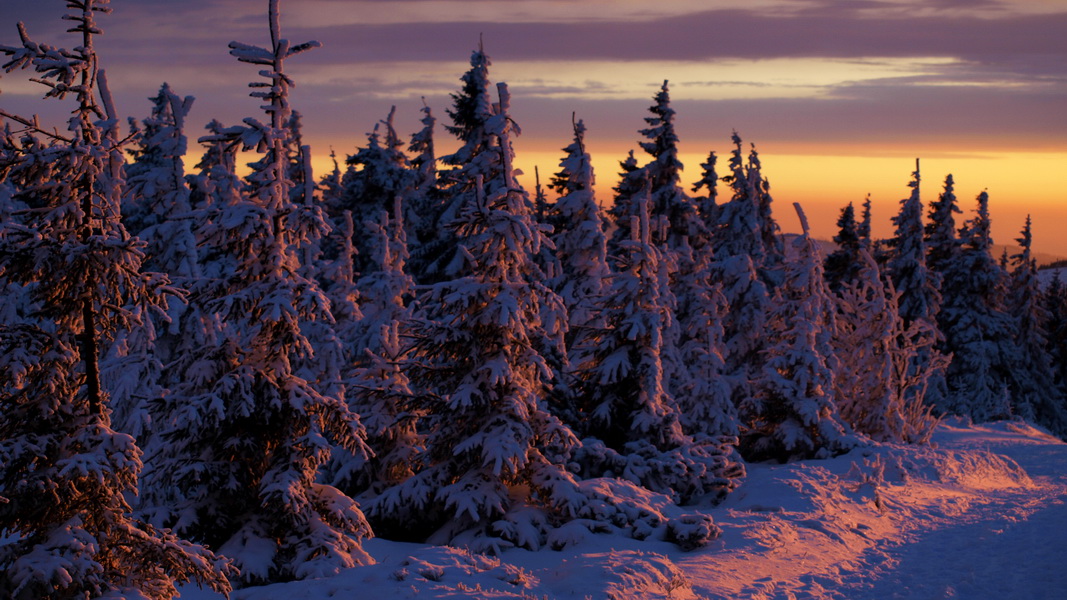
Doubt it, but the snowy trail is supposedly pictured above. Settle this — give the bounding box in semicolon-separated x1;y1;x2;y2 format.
722;422;1067;600
836;425;1067;600
846;489;1067;600
180;422;1067;600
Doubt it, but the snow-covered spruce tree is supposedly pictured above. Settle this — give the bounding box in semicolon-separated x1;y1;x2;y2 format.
824;201;862;292
329;203;422;498
1008;217;1067;436
122;83;200;286
924;174;962;277
336;106;414;276
745;144;784;280
185;120;247;283
122;84;195;244
886;161;942;328
0;3;231;597
313;153;366;351
415;44;500;284
283;110;309;202
740;204;859;462
937;191;1016;422
885;160;948;410
319;210;364;354
318;147;344;210
572;184;743;501
710;132;771;406
145;0;373;585
284;113;347;403
858;194;874;250
691;150;719;233
404;102;441;276
364;83;591;552
673;241;740;442
1044;274;1067;423
714;133;765;264
833;250;940;443
547;116;610;342
918;173;962;416
187;118;244;207
105;83;200;441
607;80;701;255
530;165;562;283
442;47;574;383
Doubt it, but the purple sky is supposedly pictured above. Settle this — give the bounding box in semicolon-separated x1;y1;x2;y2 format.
2;0;1066;254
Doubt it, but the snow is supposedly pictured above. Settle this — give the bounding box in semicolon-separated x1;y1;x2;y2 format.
176;419;1067;600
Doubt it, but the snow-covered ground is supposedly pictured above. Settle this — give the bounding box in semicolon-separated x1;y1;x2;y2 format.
180;419;1067;600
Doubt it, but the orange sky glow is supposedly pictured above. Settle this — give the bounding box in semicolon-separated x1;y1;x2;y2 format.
3;0;1065;256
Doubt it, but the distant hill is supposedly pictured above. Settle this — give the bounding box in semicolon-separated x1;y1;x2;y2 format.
991;244;1066;269
787;235;1066;269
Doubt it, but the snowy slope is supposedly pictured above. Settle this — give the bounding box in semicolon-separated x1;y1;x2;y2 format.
179;420;1067;600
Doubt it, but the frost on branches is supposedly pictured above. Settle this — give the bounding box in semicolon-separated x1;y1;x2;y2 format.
833;250;941;444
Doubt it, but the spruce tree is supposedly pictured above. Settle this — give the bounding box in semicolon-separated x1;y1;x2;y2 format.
572;185;743;501
819;201;862;290
824;201;862;292
186;120;246;278
607;80;699;254
858;194;873;250
531;165;563;282
740;204;858;461
145;1;373;584
1044;273;1067;425
885;161;948;411
691;150;719;233
106;84;201;441
673;242;739;442
405;102;441;276
548;116;610;340
710;132;771;407
337;107;414;276
925;174;962;276
1008;217;1067;435
746;144;784;279
414;43;504;284
0;2;231;597
938;191;1016;421
365;83;590;551
714;132;764;262
886;161;941;327
329;205;422;498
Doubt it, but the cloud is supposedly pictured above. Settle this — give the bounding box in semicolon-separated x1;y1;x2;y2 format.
3;0;1064;164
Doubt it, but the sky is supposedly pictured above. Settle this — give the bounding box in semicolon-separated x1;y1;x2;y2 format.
2;0;1066;255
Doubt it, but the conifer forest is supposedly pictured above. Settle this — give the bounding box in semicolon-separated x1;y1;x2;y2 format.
2;2;1066;599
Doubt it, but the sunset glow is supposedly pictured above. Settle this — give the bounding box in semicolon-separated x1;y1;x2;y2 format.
3;0;1063;254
